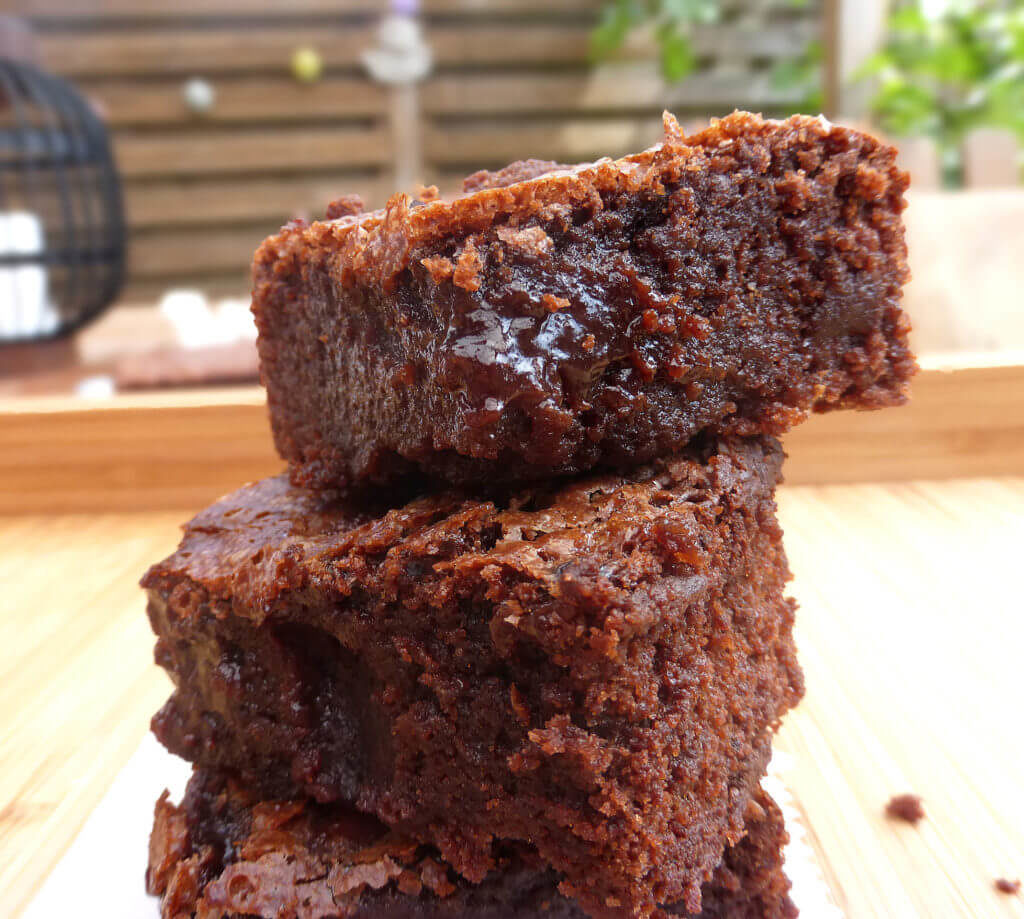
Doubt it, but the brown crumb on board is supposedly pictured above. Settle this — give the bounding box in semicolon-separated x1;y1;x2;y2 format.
995;878;1021;895
885;793;925;824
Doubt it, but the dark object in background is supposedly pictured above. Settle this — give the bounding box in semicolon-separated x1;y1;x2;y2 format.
994;878;1021;895
885;793;926;824
0;56;125;344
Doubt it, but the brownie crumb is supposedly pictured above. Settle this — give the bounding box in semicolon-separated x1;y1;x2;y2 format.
324;194;364;220
995;878;1021;895
414;184;440;203
885;794;925;824
461;158;567;192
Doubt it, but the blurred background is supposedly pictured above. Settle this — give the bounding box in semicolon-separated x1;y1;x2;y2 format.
0;0;1022;507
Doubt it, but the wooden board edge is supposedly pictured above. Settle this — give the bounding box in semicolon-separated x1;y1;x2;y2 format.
0;359;1021;514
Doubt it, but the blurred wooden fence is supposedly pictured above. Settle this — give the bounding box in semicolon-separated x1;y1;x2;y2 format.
18;0;822;302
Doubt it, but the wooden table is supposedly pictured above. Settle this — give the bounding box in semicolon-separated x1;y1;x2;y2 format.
1;478;1022;918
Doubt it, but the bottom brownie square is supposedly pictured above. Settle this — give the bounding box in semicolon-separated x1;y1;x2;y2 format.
144;436;802;916
148;769;797;919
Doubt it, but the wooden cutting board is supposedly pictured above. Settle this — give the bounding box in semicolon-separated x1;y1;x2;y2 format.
1;353;1024;515
0;478;1022;918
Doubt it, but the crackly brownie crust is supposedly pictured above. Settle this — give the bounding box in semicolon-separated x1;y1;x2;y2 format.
148;770;797;919
253;110;914;494
143;436;802;918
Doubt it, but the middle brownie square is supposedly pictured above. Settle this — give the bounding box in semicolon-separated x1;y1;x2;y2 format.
143;435;802;918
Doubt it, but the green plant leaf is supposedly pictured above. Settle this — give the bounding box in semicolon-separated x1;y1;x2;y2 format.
858;0;1024;156
873;81;941;137
590;0;644;60
659;0;718;24
888;6;929;36
659;27;697;82
590;0;720;73
769;37;822;113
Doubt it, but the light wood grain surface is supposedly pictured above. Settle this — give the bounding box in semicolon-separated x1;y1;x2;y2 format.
1;479;1022;918
2;354;1024;516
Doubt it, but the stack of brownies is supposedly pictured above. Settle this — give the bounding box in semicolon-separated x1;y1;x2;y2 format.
143;111;914;919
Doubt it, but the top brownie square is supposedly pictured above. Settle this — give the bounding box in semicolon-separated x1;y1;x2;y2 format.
253;111;914;495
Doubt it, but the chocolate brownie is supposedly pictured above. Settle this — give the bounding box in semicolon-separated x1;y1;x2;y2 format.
253;110;914;494
143;436;802;918
148;770;797;919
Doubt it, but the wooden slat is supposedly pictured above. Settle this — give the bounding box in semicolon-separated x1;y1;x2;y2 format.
114;124;390;178
22;0;812;21
17;0;823;301
21;0;813;25
92;69;798;131
124;175;385;229
21;0;602;20
428;22;815;68
128;224;273;278
20;0;375;16
0;388;277;514
0;355;1021;515
426;117;662;166
688;20;816;59
424;67;802;116
39;22;814;79
92;77;387;127
38;28;373;78
781;355;1024;485
118;273;250;305
37;24;587;78
90;66;798;133
425;0;601;11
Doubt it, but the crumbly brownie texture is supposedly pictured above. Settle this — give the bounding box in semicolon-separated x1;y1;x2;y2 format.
144;436;802;918
461;159;570;193
885;794;925;824
253;110;914;494
148;770;797;919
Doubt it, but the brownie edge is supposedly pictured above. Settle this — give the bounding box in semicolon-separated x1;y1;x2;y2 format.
254;110;914;495
148;769;798;919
